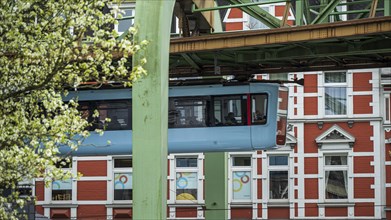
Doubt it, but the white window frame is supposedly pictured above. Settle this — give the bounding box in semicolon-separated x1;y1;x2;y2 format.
242;1;273;31
110;2;135;35
171;153;204;204
229;152;256;204
323;71;348;117
319;150;353;205
331;0;347;22
112;157;133;204
385;93;391;124
267;154;289;203
49;161;74;204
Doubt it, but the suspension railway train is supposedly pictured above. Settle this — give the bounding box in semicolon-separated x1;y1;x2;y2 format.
61;82;288;155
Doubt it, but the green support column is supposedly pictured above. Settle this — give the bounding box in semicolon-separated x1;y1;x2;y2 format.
295;0;304;26
385;0;391;16
132;0;175;219
205;152;228;219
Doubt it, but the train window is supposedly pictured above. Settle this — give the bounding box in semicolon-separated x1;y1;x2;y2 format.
78;100;131;131
251;94;268;124
96;101;131;130
169;97;208;128
213;95;245;126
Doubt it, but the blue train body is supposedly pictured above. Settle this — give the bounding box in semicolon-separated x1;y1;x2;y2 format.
61;83;287;156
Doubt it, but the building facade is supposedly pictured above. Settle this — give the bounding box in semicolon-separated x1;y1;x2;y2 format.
33;3;391;220
33;69;391;219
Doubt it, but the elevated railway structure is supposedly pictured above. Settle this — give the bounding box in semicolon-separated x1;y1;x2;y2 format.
168;0;391;77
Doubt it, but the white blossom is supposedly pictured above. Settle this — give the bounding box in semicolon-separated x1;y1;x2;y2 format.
0;0;146;218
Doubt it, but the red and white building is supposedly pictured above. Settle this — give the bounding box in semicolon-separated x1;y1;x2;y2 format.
33;4;391;220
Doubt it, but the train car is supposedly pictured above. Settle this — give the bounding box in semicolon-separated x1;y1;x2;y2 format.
61;82;288;155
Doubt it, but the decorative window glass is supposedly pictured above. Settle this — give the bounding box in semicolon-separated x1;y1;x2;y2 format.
113;158;133;201
175;157;198;201
324;155;348;200
268;155;289;200
324;72;347;115
251;94;268;124
231;156;252;201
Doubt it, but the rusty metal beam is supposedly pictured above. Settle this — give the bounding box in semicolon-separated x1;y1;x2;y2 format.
369;0;379;18
192;0;216;30
170;16;391;53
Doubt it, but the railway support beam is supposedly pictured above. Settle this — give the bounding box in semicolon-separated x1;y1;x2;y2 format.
205;152;228;219
132;0;175;219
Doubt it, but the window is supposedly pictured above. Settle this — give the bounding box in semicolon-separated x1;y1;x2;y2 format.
231;156;252;201
175;157;198;202
268;155;288;200
79;100;131;131
213;95;246;126
169;97;208;128
117;8;134;33
111;3;135;34
385;94;390;124
324;72;347;115
113;158;132;201
52;159;72;201
52;179;72;201
324;155;348;200
269;73;288;81
245;0;270;30
251;94;268;124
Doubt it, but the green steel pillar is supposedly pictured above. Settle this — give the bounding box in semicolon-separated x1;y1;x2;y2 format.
295;0;304;26
386;0;391;16
204;152;228;219
132;0;175;219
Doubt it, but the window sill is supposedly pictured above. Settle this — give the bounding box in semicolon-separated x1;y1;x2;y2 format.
230;202;253;207
106;203;132;208
318;202;355;207
168;203;204;207
267;201;290;207
43;204;78;208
